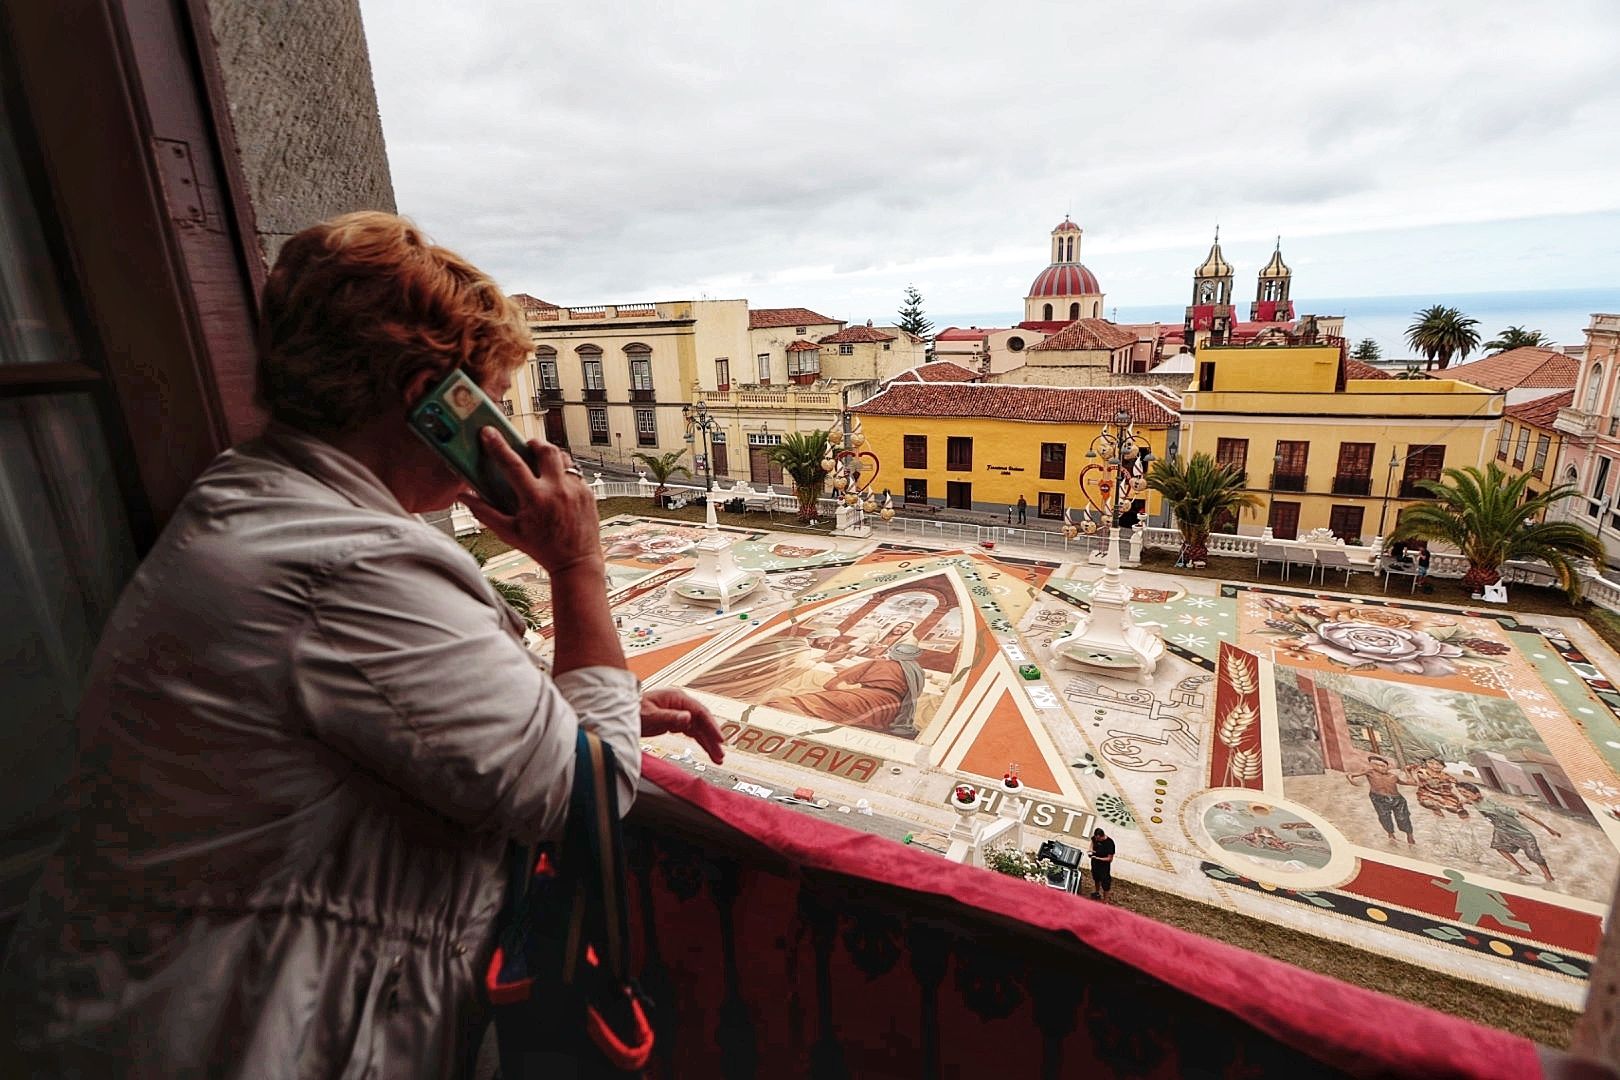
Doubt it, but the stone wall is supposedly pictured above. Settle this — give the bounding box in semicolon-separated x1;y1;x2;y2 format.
204;0;397;266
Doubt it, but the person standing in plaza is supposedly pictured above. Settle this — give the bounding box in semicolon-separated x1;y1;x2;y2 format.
1089;827;1116;902
1017;494;1028;524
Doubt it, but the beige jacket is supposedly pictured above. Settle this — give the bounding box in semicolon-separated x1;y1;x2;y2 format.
0;426;641;1078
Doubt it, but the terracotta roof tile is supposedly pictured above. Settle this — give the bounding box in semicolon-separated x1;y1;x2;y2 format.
852;383;1178;425
1504;389;1575;429
819;325;897;344
1344;359;1393;380
510;292;558;310
785;339;821;352
749;307;841;330
1026;318;1137;352
934;327;1007;341
890;361;982;384
1445;347;1578;391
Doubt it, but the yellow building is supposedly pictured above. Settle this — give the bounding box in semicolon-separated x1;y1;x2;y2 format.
852;382;1178;522
1495;390;1573;509
507;299;923;483
1179;343;1504;543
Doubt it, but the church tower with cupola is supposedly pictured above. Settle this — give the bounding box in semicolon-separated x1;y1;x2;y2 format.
1184;228;1235;345
1250;238;1294;321
1023;216;1105;325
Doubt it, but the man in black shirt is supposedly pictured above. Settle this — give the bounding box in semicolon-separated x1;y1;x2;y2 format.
1090;828;1116;902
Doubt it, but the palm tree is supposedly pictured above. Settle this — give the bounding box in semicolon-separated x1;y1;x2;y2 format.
1484;325;1550;353
765;429;834;523
460;540;543;631
1145;452;1262;567
1405;305;1481;371
1391;463;1603;596
632;450;689;504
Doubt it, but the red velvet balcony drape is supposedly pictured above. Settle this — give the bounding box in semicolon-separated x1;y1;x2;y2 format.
622;759;1545;1079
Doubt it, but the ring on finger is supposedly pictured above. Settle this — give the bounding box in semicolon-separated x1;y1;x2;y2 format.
563;466;584;478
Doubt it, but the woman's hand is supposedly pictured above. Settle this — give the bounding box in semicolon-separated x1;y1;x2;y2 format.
463;430;604;577
641;687;725;764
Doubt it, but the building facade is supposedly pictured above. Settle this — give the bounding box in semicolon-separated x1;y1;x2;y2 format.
1554;314;1620;566
1494;390;1573;513
852;382;1178;522
1179;343;1503;542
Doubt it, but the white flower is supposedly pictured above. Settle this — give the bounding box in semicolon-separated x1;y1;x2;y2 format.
1177;614;1210;627
1582;779;1619;798
1184;596;1217;609
1301;620;1463;677
1172;633;1210;649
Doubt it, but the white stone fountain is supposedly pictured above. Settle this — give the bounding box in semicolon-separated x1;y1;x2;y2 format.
672;497;761;611
1051;526;1164;679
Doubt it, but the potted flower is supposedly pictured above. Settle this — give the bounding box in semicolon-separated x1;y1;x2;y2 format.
952;783;981;810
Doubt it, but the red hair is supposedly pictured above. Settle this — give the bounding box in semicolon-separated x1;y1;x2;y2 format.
256;212;528;433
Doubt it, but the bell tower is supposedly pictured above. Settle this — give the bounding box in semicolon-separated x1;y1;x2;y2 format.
1184;227;1235;346
1250;237;1293;321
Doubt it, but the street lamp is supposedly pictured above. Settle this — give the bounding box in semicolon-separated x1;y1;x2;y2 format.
1378;446;1402;538
682;400;719;492
1266;447;1283;536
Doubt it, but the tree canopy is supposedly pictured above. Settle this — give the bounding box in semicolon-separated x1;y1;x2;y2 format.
1351;338;1382;362
1145;452;1261;565
897;284;934;338
1405;305;1480;371
1390;462;1603;596
1484;326;1551;353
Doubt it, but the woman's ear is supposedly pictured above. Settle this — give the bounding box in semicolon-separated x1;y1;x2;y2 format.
402;367;443;410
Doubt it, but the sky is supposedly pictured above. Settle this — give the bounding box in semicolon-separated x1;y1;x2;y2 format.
359;0;1620;329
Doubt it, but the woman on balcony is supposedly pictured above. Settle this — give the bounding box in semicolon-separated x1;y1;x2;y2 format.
0;213;722;1078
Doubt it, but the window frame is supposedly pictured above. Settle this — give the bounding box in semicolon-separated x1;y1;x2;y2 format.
945;435;973;472
945;480;972;510
903;434;927;470
1040;441;1066;480
634;407;657;446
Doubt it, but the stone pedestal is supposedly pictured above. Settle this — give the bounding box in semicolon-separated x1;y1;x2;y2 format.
834;504;872;538
1053;534;1164;680
673;532;761;611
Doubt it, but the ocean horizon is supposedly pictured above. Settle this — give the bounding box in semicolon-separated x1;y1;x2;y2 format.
935;286;1619;361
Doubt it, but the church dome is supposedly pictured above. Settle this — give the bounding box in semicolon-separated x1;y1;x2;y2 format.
1258;241;1290;279
1028;263;1101;297
1051;217;1081;235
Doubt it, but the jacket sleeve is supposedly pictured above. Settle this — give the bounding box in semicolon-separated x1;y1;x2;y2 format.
291;537;642;842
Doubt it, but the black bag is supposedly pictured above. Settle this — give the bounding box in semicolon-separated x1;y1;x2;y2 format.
485;730;654;1078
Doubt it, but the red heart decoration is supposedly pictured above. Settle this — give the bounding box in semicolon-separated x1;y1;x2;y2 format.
836;449;881;493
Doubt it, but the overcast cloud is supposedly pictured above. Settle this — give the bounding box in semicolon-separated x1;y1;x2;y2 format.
358;0;1620;322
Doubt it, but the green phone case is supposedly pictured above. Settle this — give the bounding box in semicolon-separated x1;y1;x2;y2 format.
406;369;538;514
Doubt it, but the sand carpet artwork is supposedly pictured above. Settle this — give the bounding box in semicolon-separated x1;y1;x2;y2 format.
500;518;1620;1006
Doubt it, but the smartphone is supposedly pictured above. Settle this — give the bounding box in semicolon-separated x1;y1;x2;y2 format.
406;368;540;514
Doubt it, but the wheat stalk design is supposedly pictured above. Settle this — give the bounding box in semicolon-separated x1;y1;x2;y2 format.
1230;748;1261;782
1223;651;1257;697
1218;703;1256;749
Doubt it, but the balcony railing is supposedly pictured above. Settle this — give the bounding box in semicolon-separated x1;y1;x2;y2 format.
1399;477;1436;498
534;386;563;406
1271;472;1308;492
616;759;1551;1078
498;399;514;417
583;387;607;402
630;388;656;403
1331;474;1372;496
693;387;839;408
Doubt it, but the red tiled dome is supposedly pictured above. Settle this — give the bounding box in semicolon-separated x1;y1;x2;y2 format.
1027;263;1101;297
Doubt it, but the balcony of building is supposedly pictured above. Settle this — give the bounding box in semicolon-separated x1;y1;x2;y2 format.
617;758;1567;1078
583;387;608;402
3;4;1610;1077
1331;474;1374;496
694;386;842;409
1557;407;1598;438
630;388;657;403
528;301;681;324
534;386;564;406
1270;472;1308;492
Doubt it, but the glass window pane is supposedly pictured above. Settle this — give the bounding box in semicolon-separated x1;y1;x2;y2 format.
0;392;137;921
0;82;79;366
